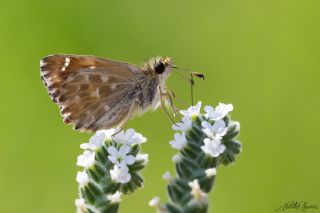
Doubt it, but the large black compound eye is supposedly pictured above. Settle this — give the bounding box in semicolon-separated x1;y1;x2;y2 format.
154;62;165;74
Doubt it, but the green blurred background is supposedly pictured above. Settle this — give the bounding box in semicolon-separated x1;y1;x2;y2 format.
1;0;319;212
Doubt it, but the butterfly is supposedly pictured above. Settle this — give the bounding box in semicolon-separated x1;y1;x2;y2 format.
40;54;179;132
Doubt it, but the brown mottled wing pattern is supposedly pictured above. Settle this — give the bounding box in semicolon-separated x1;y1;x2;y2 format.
40;54;142;132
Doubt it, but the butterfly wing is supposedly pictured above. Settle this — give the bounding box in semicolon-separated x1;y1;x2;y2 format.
40;54;143;132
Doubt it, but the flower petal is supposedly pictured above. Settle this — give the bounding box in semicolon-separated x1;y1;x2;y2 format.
108;155;117;164
126;129;135;138
80;143;90;150
107;146;118;155
204;105;214;113
124;155;135;165
119;145;130;155
201;121;212;129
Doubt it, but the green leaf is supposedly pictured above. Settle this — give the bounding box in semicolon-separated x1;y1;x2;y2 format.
176;157;200;179
130;144;140;156
129;160;145;171
183;200;208;213
167;178;192;206
224;124;239;140
165;203;183;213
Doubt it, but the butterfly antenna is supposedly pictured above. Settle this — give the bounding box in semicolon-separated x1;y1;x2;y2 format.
190;73;194;106
171;68;192;83
172;65;205;106
172;65;205;80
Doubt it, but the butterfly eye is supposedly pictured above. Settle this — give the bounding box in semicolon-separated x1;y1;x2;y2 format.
154;62;165;74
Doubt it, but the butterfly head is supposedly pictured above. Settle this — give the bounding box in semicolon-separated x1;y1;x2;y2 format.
148;56;173;76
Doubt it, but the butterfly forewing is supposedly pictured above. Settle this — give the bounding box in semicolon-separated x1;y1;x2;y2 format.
40;54;143;132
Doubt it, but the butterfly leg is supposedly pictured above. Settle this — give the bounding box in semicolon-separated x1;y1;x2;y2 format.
158;86;178;127
160;90;179;116
167;88;189;108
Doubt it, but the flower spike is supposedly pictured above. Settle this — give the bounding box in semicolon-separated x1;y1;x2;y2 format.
75;128;148;213
151;102;242;213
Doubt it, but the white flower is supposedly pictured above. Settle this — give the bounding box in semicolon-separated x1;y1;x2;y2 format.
188;179;200;191
107;191;122;203
110;164;131;183
136;153;149;165
204;103;233;121
201;138;226;157
80;132;105;150
188;179;207;201
75;198;86;213
149;196;160;207
97;128;118;140
172;154;182;163
162;171;173;181
132;132;147;144
76;171;89;187
180;101;202;119
205;168;217;177
113;129;135;144
201;120;228;140
77;150;95;168
113;129;146;145
172;116;192;132
107;145;135;166
169;132;187;150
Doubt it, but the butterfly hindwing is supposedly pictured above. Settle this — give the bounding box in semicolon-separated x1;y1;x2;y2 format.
40;54;142;132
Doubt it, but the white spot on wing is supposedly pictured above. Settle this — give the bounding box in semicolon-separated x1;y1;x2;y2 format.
101;76;109;82
104;105;110;111
91;88;100;98
111;84;117;90
45;78;54;86
89;66;96;69
40;60;46;67
61;57;71;72
63;112;71;118
40;70;48;77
